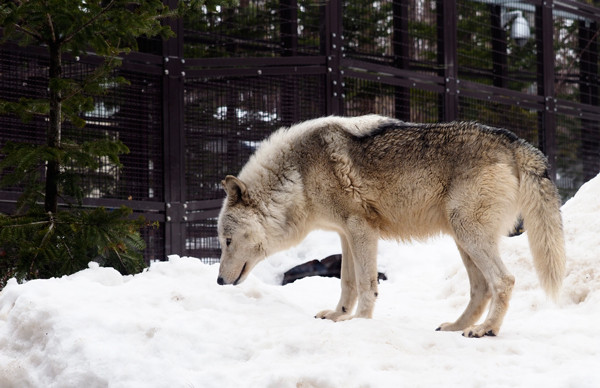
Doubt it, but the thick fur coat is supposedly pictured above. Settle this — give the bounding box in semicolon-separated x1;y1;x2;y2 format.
216;115;566;337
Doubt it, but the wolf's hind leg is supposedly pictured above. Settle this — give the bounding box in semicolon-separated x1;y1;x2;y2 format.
450;230;514;337
316;235;358;321
445;168;517;337
458;242;514;338
437;245;491;332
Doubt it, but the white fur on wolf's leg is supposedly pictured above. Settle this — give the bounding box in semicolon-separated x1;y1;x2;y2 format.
315;309;354;322
317;237;359;323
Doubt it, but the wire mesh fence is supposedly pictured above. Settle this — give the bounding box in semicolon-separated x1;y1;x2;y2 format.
184;73;326;202
2;0;600;264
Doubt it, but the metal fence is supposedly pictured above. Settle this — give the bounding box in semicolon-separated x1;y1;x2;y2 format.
1;0;600;264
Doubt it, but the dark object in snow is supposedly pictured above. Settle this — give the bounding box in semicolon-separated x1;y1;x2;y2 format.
282;254;387;285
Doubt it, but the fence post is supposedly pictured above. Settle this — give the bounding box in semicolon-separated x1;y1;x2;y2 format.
321;0;344;116
536;0;557;180
490;5;508;89
437;0;458;122
162;0;186;256
393;0;411;121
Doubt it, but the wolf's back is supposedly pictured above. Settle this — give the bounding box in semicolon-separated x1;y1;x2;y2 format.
514;144;566;300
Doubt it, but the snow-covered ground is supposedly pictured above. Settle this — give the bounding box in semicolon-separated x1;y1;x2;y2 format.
1;175;599;388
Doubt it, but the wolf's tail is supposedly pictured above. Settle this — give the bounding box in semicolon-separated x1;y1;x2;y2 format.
515;146;566;301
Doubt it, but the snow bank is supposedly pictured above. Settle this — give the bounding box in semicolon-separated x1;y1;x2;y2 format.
1;175;599;388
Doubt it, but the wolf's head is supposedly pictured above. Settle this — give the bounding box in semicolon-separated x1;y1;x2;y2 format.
216;175;269;285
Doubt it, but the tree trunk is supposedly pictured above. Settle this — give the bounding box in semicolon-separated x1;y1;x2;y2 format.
45;43;62;214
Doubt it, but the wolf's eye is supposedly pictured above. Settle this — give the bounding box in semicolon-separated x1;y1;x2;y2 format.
225;238;232;247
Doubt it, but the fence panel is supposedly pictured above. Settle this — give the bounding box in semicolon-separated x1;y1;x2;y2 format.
183;0;322;58
457;0;538;94
0;44;166;263
457;95;540;147
182;69;326;259
184;71;326;202
343;77;441;122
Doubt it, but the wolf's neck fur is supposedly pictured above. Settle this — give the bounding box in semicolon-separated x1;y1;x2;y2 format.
235;115;395;252
236;123;309;251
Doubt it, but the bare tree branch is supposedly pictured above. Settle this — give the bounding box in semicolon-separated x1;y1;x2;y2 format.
46;12;57;43
13;23;44;42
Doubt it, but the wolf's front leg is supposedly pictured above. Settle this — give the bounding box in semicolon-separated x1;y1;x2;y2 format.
316;219;379;321
316;235;357;321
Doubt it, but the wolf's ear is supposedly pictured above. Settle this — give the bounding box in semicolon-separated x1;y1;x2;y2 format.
222;175;249;205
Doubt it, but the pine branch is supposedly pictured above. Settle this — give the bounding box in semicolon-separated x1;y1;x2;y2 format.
29;212;55;275
13;23;44;42
60;236;75;268
62;0;117;45
105;233;126;270
2;219;51;227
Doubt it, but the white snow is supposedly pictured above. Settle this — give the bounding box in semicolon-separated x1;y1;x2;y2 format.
1;175;599;388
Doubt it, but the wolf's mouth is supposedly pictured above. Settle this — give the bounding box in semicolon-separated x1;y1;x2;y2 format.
233;262;247;285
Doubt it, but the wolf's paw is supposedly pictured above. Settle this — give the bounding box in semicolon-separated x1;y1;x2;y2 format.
435;322;465;332
462;324;498;338
315;309;353;322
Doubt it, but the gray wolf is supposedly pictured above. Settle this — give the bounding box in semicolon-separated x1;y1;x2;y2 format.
216;115;566;337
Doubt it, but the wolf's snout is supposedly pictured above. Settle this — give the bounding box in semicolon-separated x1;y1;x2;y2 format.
217;262;247;286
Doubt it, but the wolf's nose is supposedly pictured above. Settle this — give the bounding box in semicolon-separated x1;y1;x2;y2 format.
217;277;225;285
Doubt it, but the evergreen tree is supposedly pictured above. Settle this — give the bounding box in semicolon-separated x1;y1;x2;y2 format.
0;0;222;287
